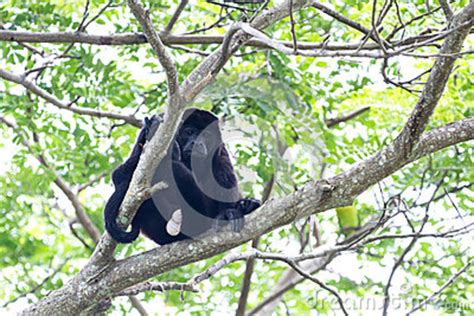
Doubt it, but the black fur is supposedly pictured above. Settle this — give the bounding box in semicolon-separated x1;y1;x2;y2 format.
104;108;260;244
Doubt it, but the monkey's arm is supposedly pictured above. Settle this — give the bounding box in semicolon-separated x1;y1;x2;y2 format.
212;145;261;232
104;116;158;243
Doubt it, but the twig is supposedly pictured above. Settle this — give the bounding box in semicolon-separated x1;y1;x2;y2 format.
164;0;189;34
0;115;102;242
371;0;388;54
70;221;94;251
288;0;298;53
386;6;443;41
117;281;198;296
184;11;230;35
77;172;109;193
0;68;141;127
325;106;370;128
438;0;453;21
381;174;445;315
82;0;117;31
406;259;473;315
207;0;258;13
2;259;69;308
311;1;384;45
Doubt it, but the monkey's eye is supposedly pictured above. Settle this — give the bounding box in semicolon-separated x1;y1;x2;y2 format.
183;128;195;136
199;131;211;139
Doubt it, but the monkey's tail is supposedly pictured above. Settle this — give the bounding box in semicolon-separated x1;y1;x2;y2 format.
104;192;140;243
105;218;140;244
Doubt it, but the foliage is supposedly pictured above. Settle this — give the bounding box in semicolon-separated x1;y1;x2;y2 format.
0;0;472;315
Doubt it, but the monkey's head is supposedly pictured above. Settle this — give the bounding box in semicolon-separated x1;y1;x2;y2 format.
176;108;222;167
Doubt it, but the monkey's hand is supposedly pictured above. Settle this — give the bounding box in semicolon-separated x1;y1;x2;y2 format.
237;198;261;215
144;114;162;141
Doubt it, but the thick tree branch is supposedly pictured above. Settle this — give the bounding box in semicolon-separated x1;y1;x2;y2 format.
0;116;148;313
17;0;473;314
0;29;460;52
0;68;141;127
89;117;474;301
395;4;474;155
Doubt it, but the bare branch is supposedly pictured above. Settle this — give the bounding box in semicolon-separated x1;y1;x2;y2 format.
0;68;141;127
395;4;474;155
0;116;101;242
117;281;197;297
265;253;348;315
187;248;349;314
438;0;454;21
325;106;370;128
386;6;443;41
191;251;251;284
0;29;376;50
1;29;458;53
2;259;69;308
311;1;382;45
128;296;149;316
288;0;298;53
128;0;179;96
236;148;283;316
82;0;116;31
235;238;259;316
164;0;189;34
77;172;109;193
248;255;334;315
382;175;444;315
407;259;473;315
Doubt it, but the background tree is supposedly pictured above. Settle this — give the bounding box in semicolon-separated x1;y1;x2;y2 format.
0;0;472;315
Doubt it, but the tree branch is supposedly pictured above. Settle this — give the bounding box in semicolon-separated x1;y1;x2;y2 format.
395;4;474;156
128;0;179;96
164;0;189;34
17;0;474;314
438;0;453;21
0;29;459;52
93;116;473;300
407;258;473;315
117;281;197;297
0;116;102;243
0;68;142;127
325;106;370;128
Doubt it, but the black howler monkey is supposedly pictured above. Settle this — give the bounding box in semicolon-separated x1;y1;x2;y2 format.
104;108;261;245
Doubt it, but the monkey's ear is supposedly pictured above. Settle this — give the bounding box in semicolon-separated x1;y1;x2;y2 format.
146;117;161;141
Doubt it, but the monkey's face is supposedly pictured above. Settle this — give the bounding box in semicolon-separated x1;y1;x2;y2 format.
177;123;220;164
